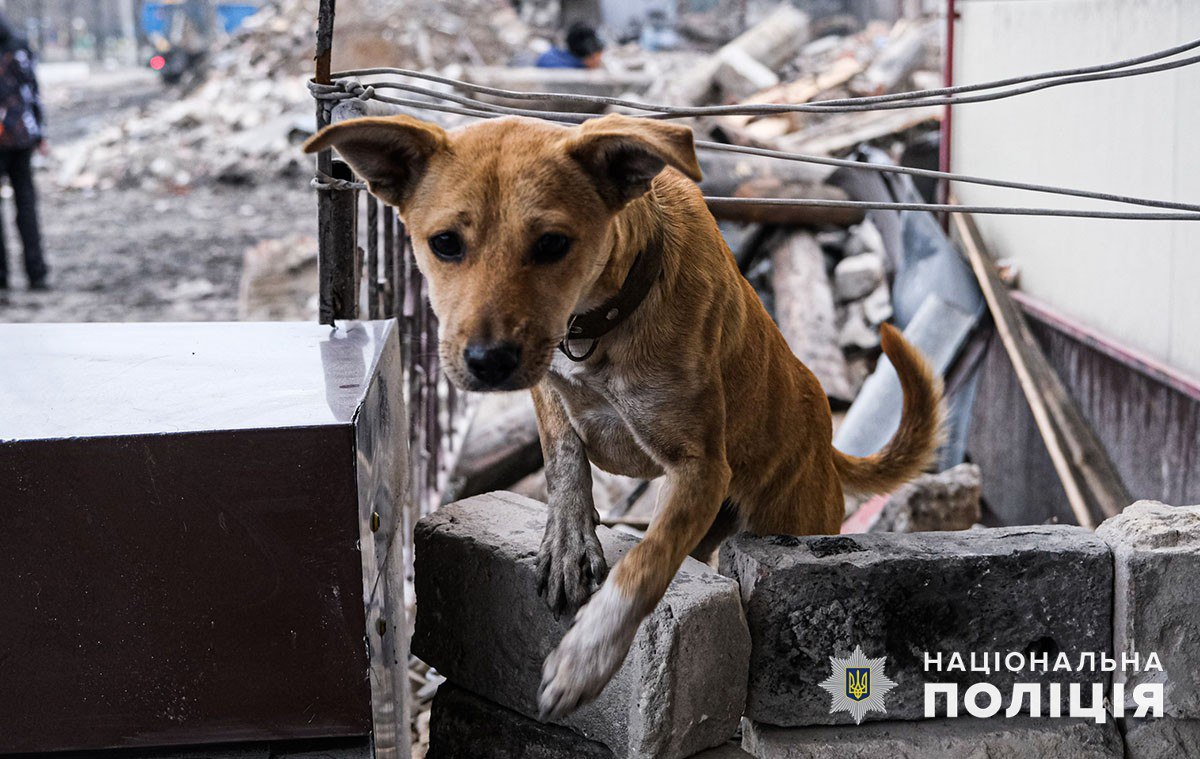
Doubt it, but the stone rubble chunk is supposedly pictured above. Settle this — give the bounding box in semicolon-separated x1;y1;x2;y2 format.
1123;716;1200;759
719;527;1112;726
869;463;982;532
742;716;1122;758
862;282;893;326
427;683;614;759
413;492;750;759
843;219;885;260
837;301;880;352
1097;501;1200;718
834;253;885;302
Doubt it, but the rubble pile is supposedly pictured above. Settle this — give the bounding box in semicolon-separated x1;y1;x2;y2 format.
54;73;313;191
217;0;530;76
53;0;532;192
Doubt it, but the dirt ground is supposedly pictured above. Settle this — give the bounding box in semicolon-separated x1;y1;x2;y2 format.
0;68;316;323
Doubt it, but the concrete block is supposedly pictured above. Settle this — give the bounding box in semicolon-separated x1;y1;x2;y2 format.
1123;716;1200;759
720;527;1112;726
837;302;879;353
862;282;893;326
833;253;884;302
427;683;613;759
413;492;750;759
1097;501;1200;718
742;716;1122;758
869;463;982;532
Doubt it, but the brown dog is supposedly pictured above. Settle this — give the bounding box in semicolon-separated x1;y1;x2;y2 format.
304;113;943;720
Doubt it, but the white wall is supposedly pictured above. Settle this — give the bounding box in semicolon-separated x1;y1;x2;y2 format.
951;0;1200;380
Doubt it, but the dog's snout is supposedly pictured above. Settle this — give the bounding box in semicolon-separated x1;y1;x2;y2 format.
463;342;522;387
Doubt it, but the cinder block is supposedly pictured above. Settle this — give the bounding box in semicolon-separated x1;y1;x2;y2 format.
1123;716;1200;759
413;492;750;759
427;683;613;759
742;716;1122;758
1097;501;1200;718
719;527;1112;726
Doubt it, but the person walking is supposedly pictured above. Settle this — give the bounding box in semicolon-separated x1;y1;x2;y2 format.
0;12;47;291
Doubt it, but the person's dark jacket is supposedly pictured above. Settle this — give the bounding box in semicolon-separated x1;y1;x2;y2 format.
0;16;43;150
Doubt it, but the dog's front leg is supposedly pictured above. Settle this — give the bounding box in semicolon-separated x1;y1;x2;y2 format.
538;412;730;719
531;383;608;614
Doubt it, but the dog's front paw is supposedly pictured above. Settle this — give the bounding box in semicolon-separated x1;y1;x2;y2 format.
538;582;638;721
536;513;608;614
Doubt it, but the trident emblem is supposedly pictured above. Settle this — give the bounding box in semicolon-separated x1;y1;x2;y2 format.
846;667;871;701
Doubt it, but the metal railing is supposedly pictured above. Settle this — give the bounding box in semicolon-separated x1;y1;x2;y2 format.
312;1;468;528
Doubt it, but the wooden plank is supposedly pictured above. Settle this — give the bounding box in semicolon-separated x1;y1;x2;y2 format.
770;231;855;402
718;56;866;138
951;209;1130;527
706;192;864;227
779;105;941;157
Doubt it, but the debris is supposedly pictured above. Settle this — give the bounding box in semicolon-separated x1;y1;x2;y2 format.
698;151;837;196
777;104;942;156
455;67;655;112
667;4;811;106
442;392;542;504
770;231;854;403
833;252;884;301
862;283;893;325
837;301;879;352
869;463;983;532
51;0;536;192
852;21;932;95
953;210;1130;527
844;218;886;260
238;235;319;321
718;56;865;141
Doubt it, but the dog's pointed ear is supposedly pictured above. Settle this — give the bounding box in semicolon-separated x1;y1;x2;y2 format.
566;114;702;209
303;115;448;209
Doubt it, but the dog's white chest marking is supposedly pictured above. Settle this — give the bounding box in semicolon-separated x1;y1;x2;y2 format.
548;355;663;479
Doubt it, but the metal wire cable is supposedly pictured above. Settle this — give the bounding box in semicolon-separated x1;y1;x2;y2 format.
308;38;1200;221
692;140;1200;214
705;197;1200;221
309;76;1200;216
313;168;1200;221
315;45;1200;120
326;36;1200;117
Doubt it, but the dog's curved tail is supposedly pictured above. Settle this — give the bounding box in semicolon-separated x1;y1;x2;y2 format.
834;323;945;495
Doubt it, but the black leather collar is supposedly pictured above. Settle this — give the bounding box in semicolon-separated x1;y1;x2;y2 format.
558;232;664;362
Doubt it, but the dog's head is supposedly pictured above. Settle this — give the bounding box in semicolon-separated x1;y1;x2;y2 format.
303;113;701;391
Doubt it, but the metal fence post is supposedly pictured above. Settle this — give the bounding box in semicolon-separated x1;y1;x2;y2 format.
315;0;360;324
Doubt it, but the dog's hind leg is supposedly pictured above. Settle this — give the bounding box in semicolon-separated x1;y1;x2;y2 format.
689;498;741;562
742;460;845;537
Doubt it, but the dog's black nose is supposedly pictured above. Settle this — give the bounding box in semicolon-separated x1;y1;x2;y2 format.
463;342;522;387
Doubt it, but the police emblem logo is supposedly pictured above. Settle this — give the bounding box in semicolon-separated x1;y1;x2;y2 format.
819;645;897;724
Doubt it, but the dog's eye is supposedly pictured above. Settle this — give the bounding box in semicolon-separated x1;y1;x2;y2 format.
429;231;464;261
532;233;571;265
